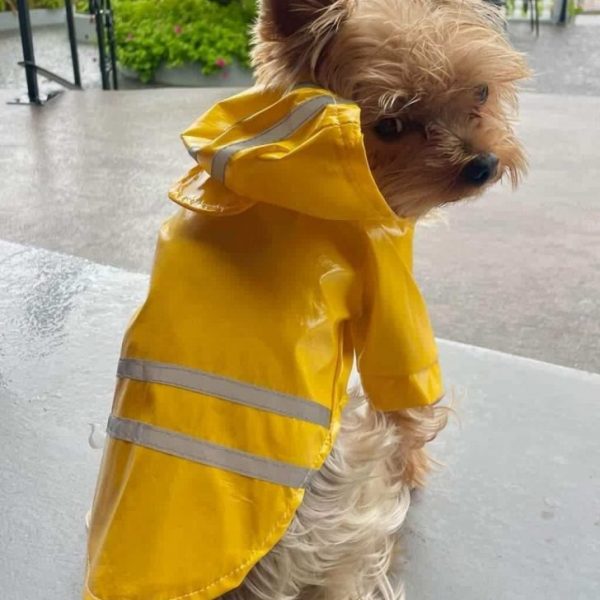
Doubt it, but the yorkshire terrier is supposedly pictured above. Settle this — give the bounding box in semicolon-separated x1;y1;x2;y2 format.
84;1;528;599
226;0;528;598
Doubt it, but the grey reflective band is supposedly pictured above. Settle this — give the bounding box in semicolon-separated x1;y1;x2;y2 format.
211;94;336;183
118;358;330;427
107;416;313;488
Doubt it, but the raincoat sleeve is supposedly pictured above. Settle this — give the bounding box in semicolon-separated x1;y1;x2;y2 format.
351;227;444;411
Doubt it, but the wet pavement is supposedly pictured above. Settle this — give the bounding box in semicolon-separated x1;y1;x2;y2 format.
1;87;599;372
0;240;147;600
414;90;600;373
2;17;600;373
509;19;600;96
1;238;598;600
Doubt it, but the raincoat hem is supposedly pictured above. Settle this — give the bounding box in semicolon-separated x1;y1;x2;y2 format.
84;496;304;600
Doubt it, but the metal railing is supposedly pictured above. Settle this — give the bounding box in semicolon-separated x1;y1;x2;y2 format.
14;0;81;104
90;0;118;91
12;0;117;105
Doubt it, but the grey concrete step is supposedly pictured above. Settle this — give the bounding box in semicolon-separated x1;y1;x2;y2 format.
2;89;599;371
1;240;598;599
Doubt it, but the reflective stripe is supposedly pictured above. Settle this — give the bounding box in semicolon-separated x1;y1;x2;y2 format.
211;94;336;183
118;358;331;427
107;416;313;488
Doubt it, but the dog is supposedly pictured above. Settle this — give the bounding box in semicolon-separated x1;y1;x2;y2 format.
224;0;528;598
83;2;527;599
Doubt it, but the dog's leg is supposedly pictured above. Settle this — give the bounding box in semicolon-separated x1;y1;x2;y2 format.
390;405;450;490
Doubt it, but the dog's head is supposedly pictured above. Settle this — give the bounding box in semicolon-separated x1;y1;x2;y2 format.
254;0;529;217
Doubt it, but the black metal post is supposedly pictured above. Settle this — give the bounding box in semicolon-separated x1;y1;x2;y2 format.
558;0;568;24
65;0;82;88
105;0;119;90
552;0;568;25
92;0;110;89
16;0;40;104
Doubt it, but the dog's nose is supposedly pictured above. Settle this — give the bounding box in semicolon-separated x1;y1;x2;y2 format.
461;153;499;186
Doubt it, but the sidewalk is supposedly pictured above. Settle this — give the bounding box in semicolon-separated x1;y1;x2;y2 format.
1;88;598;372
1;239;598;600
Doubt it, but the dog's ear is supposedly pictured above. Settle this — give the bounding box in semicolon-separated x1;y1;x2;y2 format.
254;0;353;88
263;0;346;37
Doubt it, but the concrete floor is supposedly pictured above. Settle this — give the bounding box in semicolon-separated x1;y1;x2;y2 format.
1;88;599;372
1;239;598;600
414;91;600;373
509;19;600;97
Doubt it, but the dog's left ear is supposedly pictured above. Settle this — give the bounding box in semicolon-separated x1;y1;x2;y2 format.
262;0;351;37
254;0;353;87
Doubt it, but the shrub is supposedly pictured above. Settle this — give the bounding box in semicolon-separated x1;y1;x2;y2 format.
32;0;64;7
0;0;65;8
114;0;256;82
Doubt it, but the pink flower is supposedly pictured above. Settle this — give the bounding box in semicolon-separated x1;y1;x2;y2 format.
173;24;183;35
215;57;227;69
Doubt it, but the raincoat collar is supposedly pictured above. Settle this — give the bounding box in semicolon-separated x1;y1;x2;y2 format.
169;85;402;222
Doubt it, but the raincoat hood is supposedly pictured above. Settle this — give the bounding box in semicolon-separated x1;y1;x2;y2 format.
170;86;396;221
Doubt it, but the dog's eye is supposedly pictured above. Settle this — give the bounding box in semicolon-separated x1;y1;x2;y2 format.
374;118;404;141
476;84;489;105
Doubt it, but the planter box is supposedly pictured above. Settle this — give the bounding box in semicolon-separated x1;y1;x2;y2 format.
74;12;97;44
0;8;66;32
120;61;254;88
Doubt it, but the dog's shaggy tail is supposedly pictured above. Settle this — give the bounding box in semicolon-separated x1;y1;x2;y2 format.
224;393;447;600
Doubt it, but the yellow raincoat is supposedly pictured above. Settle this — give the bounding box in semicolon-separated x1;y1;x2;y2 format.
84;85;443;600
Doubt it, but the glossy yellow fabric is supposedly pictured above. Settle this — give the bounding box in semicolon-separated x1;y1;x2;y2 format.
84;86;443;600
